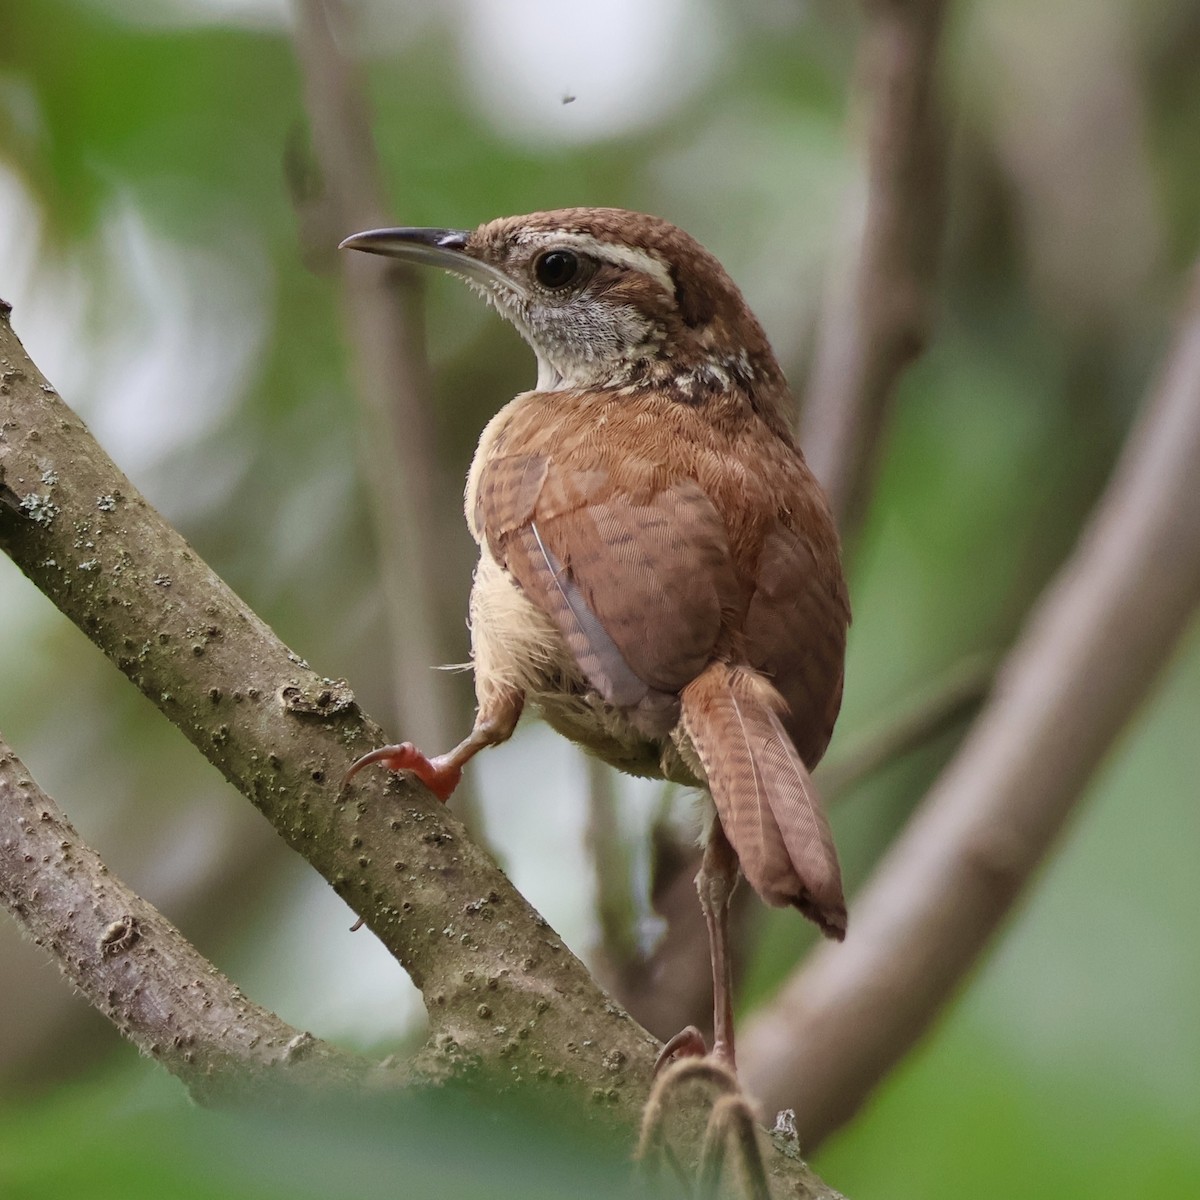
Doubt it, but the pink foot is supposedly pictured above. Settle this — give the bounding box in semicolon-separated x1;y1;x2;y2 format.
343;742;462;802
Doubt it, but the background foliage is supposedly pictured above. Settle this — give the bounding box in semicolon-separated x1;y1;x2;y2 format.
1;0;1198;1195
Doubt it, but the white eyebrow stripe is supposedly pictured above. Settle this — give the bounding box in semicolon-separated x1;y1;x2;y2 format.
518;231;675;296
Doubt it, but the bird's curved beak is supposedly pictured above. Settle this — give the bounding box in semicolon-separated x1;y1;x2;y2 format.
338;227;524;297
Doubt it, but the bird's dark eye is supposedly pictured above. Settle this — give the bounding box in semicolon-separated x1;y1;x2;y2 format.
534;249;581;290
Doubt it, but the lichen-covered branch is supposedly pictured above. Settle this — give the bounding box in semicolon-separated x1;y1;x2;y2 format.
801;0;947;534
741;263;1200;1148
0;733;385;1104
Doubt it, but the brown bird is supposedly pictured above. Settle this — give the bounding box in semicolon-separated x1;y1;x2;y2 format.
340;208;850;1072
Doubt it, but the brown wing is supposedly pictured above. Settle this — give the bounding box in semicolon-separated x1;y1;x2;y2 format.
743;521;849;768
476;451;739;710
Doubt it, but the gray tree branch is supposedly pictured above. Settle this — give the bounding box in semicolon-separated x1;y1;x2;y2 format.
0;733;386;1104
741;263;1200;1149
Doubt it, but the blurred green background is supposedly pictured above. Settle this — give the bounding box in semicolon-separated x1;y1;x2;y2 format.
1;0;1198;1196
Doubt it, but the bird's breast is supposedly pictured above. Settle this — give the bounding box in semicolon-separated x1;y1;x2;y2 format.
464;392;537;545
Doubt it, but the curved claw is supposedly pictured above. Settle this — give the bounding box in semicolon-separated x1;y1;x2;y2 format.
653;1025;708;1076
342;742;462;802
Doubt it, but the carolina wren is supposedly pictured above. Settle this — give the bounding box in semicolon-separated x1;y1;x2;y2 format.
340;208;850;1071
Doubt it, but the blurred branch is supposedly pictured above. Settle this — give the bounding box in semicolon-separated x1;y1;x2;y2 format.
291;0;470;809
604;825;757;1054
583;763;729;1055
741;263;1200;1148
0;312;836;1197
585;754;640;969
801;0;947;535
816;653;995;797
0;732;385;1104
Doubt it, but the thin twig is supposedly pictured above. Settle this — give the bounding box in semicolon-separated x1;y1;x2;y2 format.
585;754;641;971
801;0;948;535
816;653;995;798
741;263;1200;1148
0;733;386;1104
291;0;467;785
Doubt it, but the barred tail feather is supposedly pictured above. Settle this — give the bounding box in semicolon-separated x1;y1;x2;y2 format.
680;662;846;939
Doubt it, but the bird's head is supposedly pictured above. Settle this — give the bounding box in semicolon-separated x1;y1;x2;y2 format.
340;207;788;419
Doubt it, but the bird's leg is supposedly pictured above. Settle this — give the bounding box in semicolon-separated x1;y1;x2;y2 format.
343;686;523;801
699;819;740;1069
654;818;741;1074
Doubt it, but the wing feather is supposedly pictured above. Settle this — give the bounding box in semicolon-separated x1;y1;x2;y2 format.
477;452;737;708
744;521;850;768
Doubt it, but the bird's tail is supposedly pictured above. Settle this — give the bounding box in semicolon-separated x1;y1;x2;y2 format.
679;662;846;939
